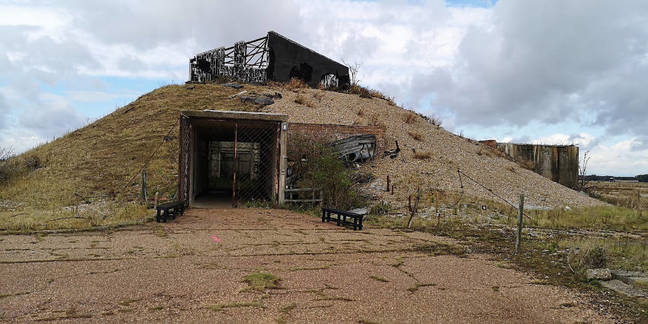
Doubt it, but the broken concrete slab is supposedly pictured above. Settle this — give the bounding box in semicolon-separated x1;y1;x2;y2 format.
612;270;648;287
600;279;646;298
586;268;612;281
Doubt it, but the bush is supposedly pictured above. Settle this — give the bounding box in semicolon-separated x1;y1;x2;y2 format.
284;78;309;91
0;147;15;185
290;136;362;210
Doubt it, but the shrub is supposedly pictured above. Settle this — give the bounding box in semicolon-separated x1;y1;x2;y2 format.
290;136;362;210
294;94;313;107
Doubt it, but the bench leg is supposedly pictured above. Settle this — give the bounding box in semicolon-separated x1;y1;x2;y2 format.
359;217;363;230
327;211;331;222
322;210;325;222
156;209;161;223
336;213;341;226
162;208;168;222
353;217;357;231
170;207;177;220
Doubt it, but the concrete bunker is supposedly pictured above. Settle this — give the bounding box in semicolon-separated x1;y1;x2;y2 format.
178;110;288;207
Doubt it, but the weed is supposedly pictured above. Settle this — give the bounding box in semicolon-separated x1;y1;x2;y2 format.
149;306;164;311
407;283;436;293
369;275;389;282
207;301;264;312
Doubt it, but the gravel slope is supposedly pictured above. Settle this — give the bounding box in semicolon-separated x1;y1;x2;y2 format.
265;85;602;209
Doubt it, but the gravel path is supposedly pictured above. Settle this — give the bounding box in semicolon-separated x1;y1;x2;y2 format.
0;208;611;322
264;86;602;209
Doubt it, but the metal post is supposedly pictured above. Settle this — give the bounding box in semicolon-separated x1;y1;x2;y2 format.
515;194;524;254
232;123;238;207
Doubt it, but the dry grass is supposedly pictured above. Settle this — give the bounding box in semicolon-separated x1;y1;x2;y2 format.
403;113;417;124
413;151;432;160
408;131;424;142
0;83;264;230
294;94;313;107
242;272;281;291
284;78;309;91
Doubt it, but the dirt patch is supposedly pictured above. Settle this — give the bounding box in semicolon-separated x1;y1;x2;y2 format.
0;208;613;322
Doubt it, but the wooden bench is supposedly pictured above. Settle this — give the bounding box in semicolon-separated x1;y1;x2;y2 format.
156;200;185;223
321;208;364;231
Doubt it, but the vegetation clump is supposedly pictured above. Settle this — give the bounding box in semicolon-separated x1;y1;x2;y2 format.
242;272;281;291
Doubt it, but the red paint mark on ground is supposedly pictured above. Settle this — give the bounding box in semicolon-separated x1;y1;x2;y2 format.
212;235;220;242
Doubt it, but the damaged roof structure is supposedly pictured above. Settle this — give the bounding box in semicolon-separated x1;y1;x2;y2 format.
189;31;351;89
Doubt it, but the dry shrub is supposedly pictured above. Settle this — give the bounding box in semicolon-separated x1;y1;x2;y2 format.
350;84;372;98
294;94;313;107
413;151;432;160
567;246;607;273
285;78;309;91
408;131;423;142
403;113;417;124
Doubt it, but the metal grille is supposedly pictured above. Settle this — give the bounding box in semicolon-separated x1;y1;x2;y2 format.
190;36;269;84
179;116;191;203
232;123;279;205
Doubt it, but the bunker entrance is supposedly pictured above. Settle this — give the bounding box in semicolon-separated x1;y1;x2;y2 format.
179;110;288;208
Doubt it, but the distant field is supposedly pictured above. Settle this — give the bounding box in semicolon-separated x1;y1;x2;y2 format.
586;181;648;209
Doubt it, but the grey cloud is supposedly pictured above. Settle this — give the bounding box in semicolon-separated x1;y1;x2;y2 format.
401;0;648;140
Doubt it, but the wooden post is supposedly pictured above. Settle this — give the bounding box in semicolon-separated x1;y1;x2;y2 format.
515;194;524;254
141;168;148;203
386;176;390;192
407;188;421;229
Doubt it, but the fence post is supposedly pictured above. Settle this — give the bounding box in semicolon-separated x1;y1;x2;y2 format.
515;194;524;254
141;168;148;203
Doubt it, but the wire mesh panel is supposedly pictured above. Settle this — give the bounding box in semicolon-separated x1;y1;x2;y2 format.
178;116;192;203
233;123;279;205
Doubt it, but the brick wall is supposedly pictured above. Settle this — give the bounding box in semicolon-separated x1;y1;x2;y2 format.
287;123;386;156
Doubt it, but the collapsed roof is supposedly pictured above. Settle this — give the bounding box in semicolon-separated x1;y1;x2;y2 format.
189;31;350;88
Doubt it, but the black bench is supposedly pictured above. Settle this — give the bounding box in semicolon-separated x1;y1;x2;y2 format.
321;208;364;231
156;201;185;223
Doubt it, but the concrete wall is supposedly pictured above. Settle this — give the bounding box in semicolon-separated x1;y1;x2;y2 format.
495;143;579;188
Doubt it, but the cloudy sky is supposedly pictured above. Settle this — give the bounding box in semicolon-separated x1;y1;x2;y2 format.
1;0;648;176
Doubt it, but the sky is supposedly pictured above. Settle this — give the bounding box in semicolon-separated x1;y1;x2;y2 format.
1;0;648;176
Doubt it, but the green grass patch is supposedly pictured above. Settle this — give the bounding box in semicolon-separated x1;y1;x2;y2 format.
242;272;281;291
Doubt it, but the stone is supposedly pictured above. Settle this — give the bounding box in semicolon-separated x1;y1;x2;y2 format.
254;96;274;106
612;270;648;286
600;280;646;298
586;268;612;281
223;83;243;89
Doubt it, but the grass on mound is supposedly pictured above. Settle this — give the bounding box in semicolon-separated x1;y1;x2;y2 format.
0;202;150;233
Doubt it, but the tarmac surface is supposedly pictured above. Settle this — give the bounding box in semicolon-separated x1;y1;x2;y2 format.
0;208;611;323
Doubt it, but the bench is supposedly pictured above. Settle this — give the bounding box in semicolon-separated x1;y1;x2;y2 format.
321;208;364;231
156;200;185;223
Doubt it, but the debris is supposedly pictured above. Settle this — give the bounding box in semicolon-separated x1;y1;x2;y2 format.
612;270;648;286
330;134;377;163
600;280;646;298
223;83;243;89
229;90;247;98
186;85;195;90
586;268;612;281
384;140;400;159
212;235;220;243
